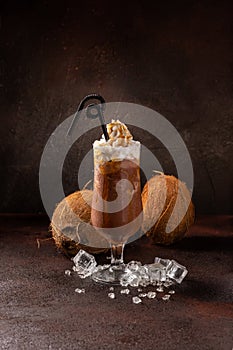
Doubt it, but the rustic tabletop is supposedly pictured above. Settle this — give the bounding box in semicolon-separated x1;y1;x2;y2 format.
0;215;232;350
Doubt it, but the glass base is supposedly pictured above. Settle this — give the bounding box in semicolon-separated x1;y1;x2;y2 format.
92;264;126;285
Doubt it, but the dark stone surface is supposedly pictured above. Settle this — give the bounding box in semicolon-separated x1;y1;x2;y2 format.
0;1;233;214
0;214;232;349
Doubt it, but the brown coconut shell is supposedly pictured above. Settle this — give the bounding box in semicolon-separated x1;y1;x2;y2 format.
142;173;195;245
50;190;109;257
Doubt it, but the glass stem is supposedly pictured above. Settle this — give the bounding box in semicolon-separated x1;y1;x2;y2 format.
110;243;125;266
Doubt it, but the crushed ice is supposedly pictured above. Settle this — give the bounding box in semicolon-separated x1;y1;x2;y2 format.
68;249;188;303
120;288;130;295
64;269;72;276
108;292;115;299
75;288;85;294
132;296;142;304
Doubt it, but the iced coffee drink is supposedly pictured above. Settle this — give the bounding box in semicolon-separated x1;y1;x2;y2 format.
91;120;142;284
91;120;142;244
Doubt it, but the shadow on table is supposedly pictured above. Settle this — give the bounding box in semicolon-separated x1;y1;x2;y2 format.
180;277;233;303
169;236;233;252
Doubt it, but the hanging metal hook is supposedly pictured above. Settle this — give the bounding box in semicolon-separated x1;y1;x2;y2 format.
67;93;109;140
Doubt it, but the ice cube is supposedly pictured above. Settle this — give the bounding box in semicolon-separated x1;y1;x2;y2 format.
138;293;147;298
168;290;175;294
132;296;142;304
146;265;161;282
75;288;85;294
162;294;171;301
146;263;166;283
134;266;150;287
108;292;115;299
64;270;71;276
138;266;150;279
72;249;97;278
120;272;141;287
154;257;172;270
156;286;164;293
166;260;188;284
125;261;142;272
147;291;156;299
120;288;130;295
129;274;141;287
120;275;130;287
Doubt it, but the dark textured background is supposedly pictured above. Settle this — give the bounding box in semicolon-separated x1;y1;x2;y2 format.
0;0;232;214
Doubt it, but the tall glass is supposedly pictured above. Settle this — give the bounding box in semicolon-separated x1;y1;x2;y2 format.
91;142;143;284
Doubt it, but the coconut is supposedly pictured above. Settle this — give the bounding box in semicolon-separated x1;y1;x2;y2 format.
141;173;195;245
50;190;109;257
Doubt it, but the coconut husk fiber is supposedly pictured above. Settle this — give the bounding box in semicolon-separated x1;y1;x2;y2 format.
142;173;195;245
50;190;109;257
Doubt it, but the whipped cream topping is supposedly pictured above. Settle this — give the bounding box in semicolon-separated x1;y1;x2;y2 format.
107;120;133;147
93;119;140;162
95;120;133;147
